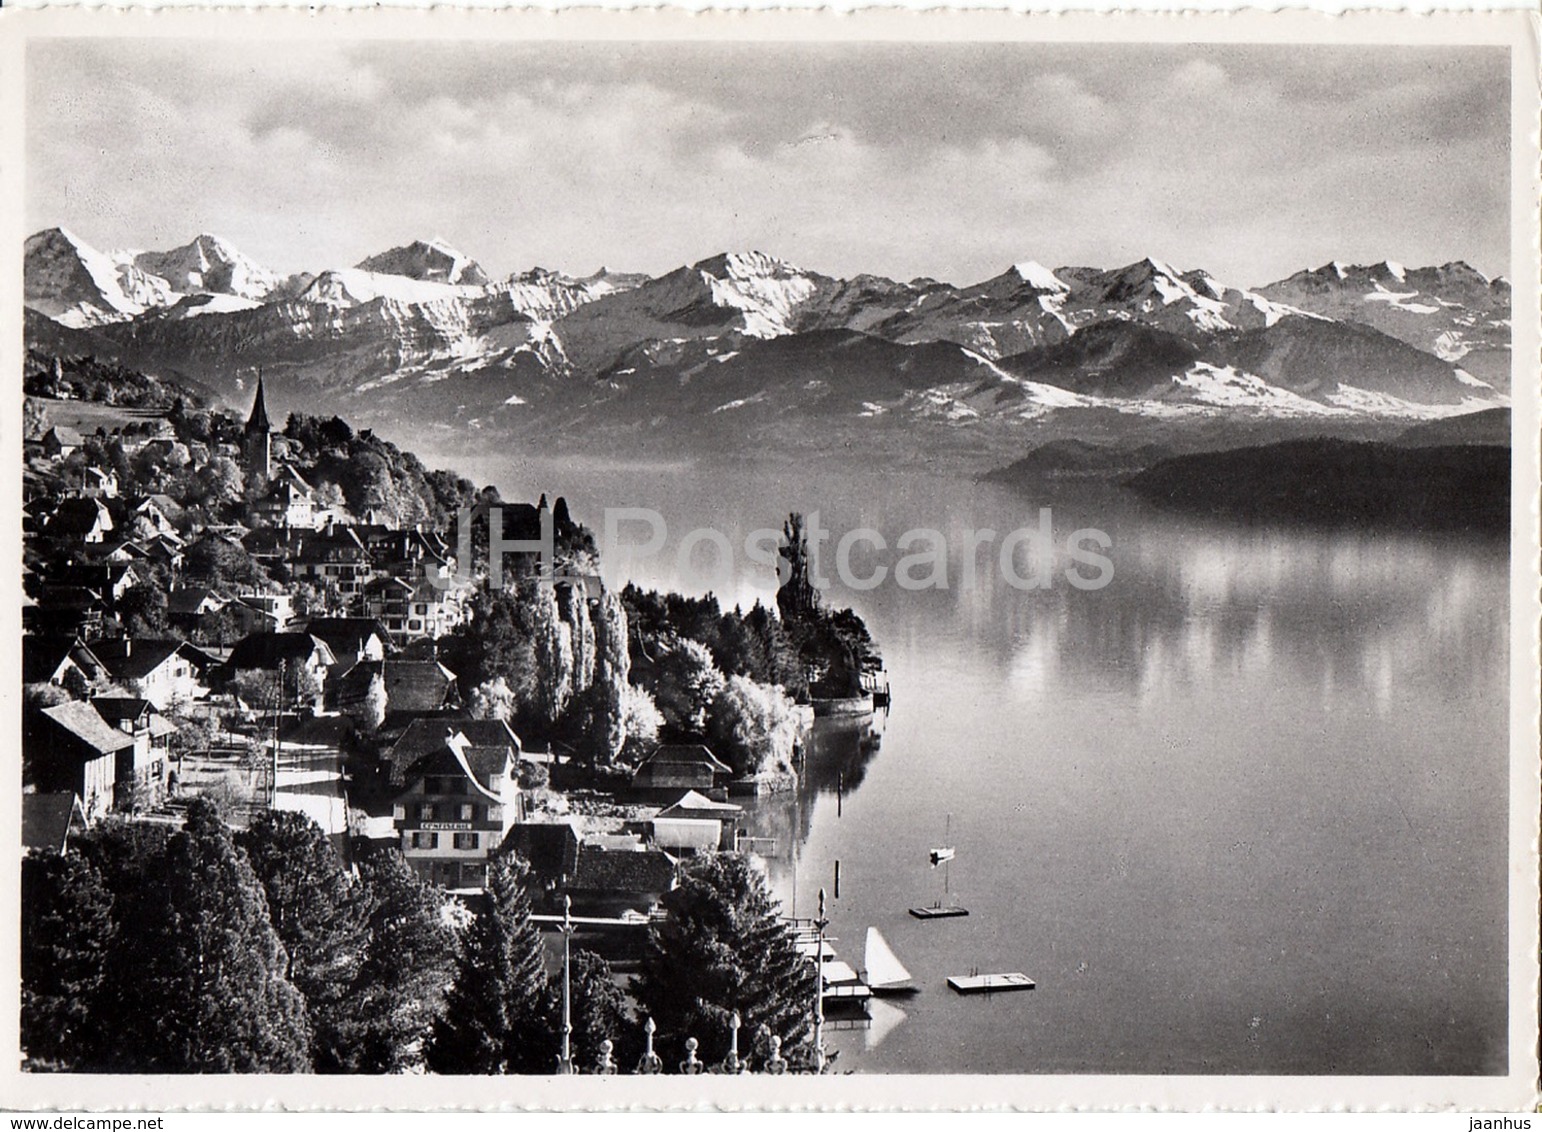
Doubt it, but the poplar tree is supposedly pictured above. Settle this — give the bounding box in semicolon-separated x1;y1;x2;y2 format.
635;854;817;1069
426;854;555;1074
577;587;631;765
530;586;579;727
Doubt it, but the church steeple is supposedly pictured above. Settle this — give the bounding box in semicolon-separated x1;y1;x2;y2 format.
245;374;271;436
243;373;272;482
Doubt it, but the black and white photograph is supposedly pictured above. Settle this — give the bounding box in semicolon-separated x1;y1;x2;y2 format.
6;8;1538;1111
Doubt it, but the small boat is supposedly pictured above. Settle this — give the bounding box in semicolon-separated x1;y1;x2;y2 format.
929;812;956;867
914;814;967;917
863;927;916;995
909;903;969;920
947;972;1036;995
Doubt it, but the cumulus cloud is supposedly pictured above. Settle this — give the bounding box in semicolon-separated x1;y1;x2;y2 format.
25;39;1509;287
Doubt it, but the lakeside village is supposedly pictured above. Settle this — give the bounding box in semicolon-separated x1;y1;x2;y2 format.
20;352;893;1075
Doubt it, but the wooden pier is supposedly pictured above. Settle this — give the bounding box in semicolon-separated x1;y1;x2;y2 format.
909;904;969;920
947;972;1035;995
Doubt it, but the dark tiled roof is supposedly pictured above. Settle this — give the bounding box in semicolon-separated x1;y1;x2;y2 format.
387;718;519;785
658;789;743;817
88;638;183;681
91;697;176;738
501;823;581;885
23;636;106;685
462;745;510;780
304;617;390;653
36;701;134;756
385;661;457;713
644;744;733;774
226;633;336;671
390;717;521;766
46;498;111;536
22;793;84;853
167;587;227;615
568;846;677;895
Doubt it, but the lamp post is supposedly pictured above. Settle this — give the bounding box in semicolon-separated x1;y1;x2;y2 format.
813;887;828;1074
556;894;573;1074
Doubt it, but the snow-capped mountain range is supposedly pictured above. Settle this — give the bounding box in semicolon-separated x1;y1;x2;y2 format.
23;227;1511;450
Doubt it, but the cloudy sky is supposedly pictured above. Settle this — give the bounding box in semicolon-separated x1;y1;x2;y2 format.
26;39;1509;287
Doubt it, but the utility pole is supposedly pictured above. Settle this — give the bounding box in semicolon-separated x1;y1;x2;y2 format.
270;658;285;809
556;894;574;1074
813;887;828;1073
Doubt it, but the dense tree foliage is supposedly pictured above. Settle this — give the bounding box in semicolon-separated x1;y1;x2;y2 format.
622;585;806;696
117;802;312;1071
349;853;459;1073
568;949;635;1071
20;852;116;1070
184;534;267;590
708;675;801;778
25;351;208;410
426;854;555;1075
237;811;371;1072
635;854;817;1070
633;635;724;734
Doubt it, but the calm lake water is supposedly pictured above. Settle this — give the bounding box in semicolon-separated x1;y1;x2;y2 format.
442;452;1510;1076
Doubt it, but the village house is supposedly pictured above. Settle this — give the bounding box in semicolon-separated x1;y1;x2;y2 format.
390;726;524;890
287;525;374;599
78;465;118;499
653;789;743;851
363;576;464;641
303;617;391;667
46;496;113;544
88;637;213;711
249;466;318;530
630;743;736;796
360;527;456;585
23;635;110;692
49;561;143;605
25;697;175;819
562;843;679;919
500;821;582;907
123;494;186;539
166;586;230;636
40;425;83;459
22;793;89;856
26;586;107;638
334;657;459;722
226;589;295;635
223;631;337;709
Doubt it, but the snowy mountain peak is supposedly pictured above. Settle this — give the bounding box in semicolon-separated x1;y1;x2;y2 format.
692;250;806;282
1011;260;1069;293
356;240;490;286
131;233;285;301
1381;260;1407;282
